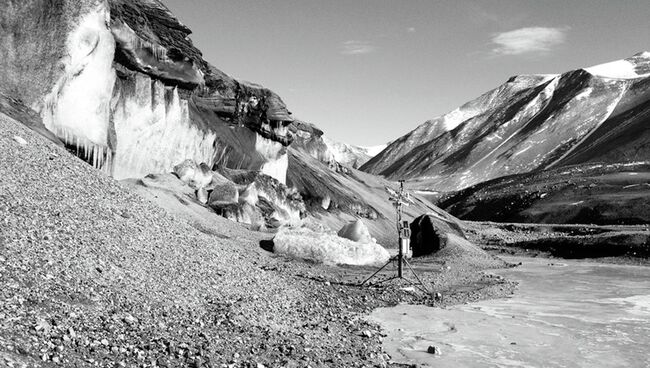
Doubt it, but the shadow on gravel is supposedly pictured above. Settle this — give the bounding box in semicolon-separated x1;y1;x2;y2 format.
191;222;231;239
260;239;274;252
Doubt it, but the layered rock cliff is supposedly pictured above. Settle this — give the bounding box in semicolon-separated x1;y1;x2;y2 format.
1;0;294;183
362;53;650;192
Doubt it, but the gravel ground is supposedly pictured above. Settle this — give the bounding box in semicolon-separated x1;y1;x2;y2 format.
0;114;514;368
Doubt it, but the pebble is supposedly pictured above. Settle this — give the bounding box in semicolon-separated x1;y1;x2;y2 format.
13;135;27;145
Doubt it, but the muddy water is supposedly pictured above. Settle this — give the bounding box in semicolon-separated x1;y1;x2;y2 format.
369;257;650;367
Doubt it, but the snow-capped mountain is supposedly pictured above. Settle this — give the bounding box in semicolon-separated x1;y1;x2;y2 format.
361;53;650;192
322;136;387;169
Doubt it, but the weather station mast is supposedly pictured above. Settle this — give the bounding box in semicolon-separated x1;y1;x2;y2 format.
361;181;430;293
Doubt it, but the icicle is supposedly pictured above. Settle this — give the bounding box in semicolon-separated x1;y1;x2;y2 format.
135;73;152;110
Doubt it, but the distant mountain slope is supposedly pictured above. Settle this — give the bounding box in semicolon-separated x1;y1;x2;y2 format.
438;162;650;225
322;136;386;169
286;146;452;247
361;53;650;192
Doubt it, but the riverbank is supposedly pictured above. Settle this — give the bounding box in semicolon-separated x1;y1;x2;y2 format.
464;221;650;265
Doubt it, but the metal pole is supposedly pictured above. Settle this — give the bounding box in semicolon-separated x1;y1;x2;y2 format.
360;257;395;286
397;183;404;278
398;238;403;278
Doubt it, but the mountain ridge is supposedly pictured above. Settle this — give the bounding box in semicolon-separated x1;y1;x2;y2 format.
361;52;650;192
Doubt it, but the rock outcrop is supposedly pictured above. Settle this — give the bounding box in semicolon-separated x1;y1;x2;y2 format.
409;213;466;257
1;0;295;183
216;167;305;229
362;53;650;193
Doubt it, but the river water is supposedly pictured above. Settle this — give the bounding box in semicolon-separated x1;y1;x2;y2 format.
369;257;650;367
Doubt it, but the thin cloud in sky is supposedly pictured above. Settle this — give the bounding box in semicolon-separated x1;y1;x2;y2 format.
340;40;376;55
407;27;416;33
491;27;569;56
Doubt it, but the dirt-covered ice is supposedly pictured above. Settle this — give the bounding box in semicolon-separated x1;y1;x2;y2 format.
370;256;650;368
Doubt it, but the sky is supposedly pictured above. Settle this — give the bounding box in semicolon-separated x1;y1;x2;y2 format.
162;0;649;146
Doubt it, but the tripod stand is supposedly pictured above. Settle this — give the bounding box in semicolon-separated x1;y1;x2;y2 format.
360;181;431;294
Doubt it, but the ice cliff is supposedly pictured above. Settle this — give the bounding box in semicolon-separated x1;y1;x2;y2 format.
1;0;294;183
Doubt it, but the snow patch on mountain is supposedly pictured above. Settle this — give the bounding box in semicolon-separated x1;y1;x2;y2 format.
440;107;480;131
361;144;387;157
586;52;650;79
323;136;383;168
586;60;641;79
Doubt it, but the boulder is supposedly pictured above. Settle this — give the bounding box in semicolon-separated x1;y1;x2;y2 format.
239;183;259;206
173;159;197;184
337;220;373;244
194;163;213;188
173;160;212;189
218;168;305;227
196;187;208;204
208;183;239;209
267;208;292;229
409;214;465;257
205;170;232;190
221;203;265;231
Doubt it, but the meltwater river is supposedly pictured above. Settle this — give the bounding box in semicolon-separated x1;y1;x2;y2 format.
369;257;650;368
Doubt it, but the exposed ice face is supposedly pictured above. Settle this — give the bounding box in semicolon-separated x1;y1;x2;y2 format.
256;136;288;184
260;155;288;185
36;3;290;183
273;227;390;266
255;178;302;226
42;3;116;169
110;73;218;179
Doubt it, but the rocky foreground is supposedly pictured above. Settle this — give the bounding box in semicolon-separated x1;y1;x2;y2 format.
0;113;514;367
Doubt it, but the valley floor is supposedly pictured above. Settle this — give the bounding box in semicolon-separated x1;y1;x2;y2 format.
465;221;650;265
0;114;514;367
2;112;647;367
